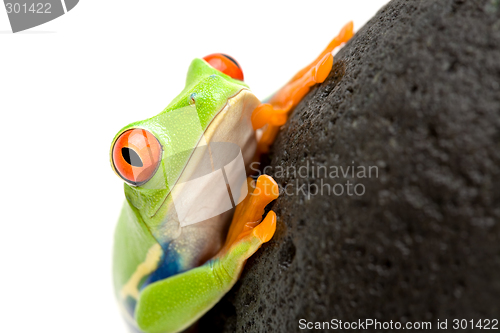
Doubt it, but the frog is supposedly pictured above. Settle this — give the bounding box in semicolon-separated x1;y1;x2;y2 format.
110;22;354;333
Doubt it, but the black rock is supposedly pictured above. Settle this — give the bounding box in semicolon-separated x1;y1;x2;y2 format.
200;0;500;331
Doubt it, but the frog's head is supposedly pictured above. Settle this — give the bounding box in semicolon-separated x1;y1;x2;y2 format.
109;56;257;244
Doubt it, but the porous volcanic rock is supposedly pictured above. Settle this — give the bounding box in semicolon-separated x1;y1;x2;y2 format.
200;0;500;331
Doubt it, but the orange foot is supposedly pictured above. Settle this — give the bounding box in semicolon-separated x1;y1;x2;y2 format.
252;21;355;153
217;175;279;258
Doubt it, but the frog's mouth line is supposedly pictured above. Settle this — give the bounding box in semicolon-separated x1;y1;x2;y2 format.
149;88;259;220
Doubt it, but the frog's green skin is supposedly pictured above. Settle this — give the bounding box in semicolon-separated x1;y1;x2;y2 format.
112;59;263;333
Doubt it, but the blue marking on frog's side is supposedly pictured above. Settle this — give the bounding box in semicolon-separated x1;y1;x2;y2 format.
142;243;182;286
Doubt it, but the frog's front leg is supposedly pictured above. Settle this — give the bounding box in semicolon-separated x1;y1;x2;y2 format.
135;175;279;333
252;21;354;152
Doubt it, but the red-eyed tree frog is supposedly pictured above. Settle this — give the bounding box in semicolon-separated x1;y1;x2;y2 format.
110;23;354;333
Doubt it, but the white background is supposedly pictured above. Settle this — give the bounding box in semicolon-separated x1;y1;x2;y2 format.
0;1;389;332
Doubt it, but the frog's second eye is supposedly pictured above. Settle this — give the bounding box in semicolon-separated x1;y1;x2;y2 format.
111;129;162;186
203;53;244;81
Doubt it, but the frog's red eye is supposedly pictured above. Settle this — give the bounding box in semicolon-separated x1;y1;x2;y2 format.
111;129;162;186
203;53;244;81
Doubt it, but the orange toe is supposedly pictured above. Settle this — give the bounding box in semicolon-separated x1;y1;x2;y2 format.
339;21;354;43
314;53;334;83
253;210;277;243
253;175;279;203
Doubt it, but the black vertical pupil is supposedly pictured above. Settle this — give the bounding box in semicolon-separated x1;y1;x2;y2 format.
122;147;143;167
222;54;240;68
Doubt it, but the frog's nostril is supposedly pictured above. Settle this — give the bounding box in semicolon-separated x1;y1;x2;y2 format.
121;147;143;167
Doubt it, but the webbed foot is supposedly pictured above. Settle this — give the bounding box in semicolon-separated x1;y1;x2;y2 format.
216;175;279;260
252;21;354;152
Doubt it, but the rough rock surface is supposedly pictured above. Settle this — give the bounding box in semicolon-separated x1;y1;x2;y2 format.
200;0;500;331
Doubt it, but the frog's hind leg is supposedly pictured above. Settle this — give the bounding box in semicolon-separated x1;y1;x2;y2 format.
252;21;354;153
